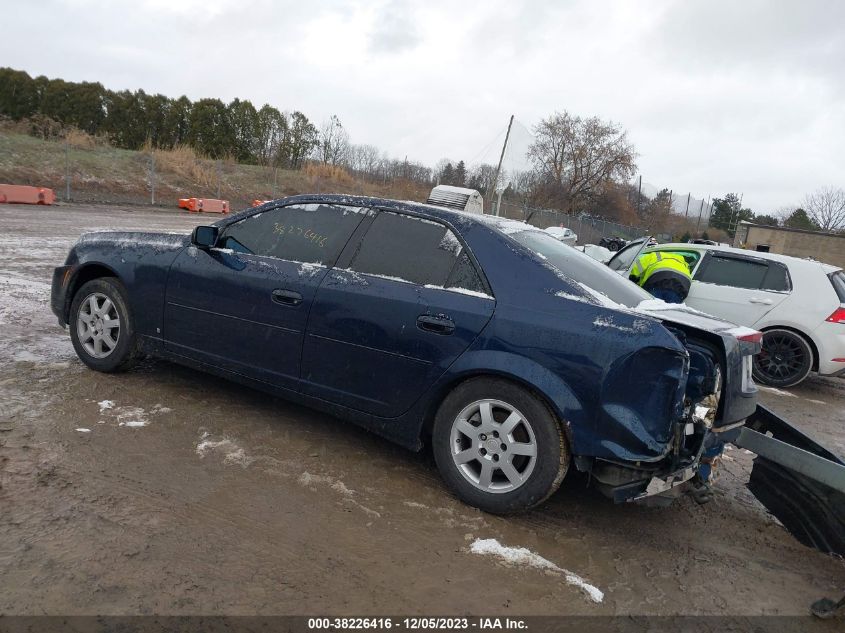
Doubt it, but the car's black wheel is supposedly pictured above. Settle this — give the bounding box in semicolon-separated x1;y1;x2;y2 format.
752;328;813;388
432;377;569;514
69;277;140;373
607;241;620;251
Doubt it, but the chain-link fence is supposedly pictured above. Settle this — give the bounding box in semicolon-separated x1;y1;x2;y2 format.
494;199;648;245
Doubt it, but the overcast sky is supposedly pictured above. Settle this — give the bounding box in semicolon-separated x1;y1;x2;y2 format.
3;0;843;212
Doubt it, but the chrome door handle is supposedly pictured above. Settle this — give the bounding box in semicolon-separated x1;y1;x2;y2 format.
749;297;773;305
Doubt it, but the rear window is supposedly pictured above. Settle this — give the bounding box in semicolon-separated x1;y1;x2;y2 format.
509;230;651;308
830;271;845;302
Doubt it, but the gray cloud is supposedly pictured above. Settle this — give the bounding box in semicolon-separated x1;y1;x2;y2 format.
1;0;842;212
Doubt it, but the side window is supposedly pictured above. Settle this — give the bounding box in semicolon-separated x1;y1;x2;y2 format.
218;203;367;265
446;251;487;294
695;255;769;290
761;262;791;292
348;211;469;288
608;242;642;271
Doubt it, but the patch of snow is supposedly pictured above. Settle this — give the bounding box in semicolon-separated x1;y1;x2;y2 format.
592;315;650;334
119;420;148;428
807;398;827;405
438;230;463;255
469;538;603;603
98;400;115;413
331;269;370;286
445;287;493;299
757;386;797;398
116;406;149;427
423;284;493;299
298;262;325;277
75;428;91;433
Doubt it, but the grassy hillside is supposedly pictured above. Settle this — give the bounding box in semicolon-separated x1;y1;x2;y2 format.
0;131;431;211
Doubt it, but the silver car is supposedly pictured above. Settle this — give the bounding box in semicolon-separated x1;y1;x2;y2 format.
544;226;577;246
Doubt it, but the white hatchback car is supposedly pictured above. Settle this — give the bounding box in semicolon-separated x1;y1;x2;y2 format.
544;226;578;246
608;241;845;387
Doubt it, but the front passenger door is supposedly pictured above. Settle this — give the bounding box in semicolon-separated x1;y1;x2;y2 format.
164;203;369;389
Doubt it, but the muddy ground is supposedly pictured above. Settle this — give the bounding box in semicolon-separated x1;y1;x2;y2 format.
1;202;843;617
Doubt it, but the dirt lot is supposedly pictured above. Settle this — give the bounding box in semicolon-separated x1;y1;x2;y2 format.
1;202;844;617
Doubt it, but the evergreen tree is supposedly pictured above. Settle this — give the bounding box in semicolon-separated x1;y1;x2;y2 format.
454;160;466;186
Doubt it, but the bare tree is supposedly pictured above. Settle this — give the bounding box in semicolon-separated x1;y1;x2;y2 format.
803;186;845;232
318;115;349;166
527;111;637;212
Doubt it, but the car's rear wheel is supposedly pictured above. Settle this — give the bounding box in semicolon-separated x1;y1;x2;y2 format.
432;377;569;514
69;278;140;372
752;328;813;388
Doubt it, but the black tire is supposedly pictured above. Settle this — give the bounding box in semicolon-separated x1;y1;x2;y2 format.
432;377;569;514
607;241;620;252
752;328;813;388
69;277;140;373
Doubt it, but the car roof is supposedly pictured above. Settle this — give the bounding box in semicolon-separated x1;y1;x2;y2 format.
257;193;543;236
651;242;841;273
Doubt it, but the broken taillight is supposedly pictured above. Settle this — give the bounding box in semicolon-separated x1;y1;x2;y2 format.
825;307;845;324
736;330;763;344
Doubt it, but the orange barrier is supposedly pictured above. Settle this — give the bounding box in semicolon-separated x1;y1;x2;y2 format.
177;197;230;214
252;199;271;207
0;184;57;205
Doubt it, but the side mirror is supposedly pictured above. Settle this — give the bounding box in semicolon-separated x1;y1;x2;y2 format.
191;225;219;250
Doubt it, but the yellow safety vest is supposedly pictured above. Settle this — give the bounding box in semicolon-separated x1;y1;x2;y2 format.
630;251;691;286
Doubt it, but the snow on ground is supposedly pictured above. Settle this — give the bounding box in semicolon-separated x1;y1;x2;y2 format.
469;538;604;604
757;386;798;398
195;432;255;467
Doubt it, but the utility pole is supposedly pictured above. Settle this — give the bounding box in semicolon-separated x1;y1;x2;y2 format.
490;114;514;216
636;175;642;217
684;192;691;218
696;198;705;232
64;140;70;201
730;193;744;235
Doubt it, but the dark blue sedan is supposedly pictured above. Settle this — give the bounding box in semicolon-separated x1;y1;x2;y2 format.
51;195;759;513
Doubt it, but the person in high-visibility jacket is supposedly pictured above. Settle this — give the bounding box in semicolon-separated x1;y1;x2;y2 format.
629;250;692;303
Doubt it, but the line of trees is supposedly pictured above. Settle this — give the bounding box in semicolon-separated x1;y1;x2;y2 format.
3;67;840;234
709;188;845;236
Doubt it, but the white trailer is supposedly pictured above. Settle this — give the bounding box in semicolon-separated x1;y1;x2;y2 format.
426;185;484;215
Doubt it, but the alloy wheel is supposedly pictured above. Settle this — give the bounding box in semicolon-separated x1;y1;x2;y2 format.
76;292;121;359
449;399;538;494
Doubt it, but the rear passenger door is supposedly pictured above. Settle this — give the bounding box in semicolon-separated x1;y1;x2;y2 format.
301;210;495;418
686;251;790;326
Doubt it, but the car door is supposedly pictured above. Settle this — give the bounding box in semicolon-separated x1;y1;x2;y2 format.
163;202;369;390
607;238;649;276
685;251;791;326
301;210;495;418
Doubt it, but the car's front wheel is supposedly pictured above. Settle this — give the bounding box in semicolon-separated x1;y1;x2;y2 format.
752;328;813;388
432;377;569;514
69;277;140;372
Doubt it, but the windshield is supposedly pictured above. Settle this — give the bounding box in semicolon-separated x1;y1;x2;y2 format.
509;229;652;308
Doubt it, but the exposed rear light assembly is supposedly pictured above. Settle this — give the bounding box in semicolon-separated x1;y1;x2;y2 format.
825;307;845;324
736;331;763;344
